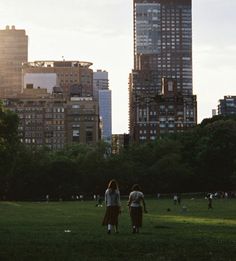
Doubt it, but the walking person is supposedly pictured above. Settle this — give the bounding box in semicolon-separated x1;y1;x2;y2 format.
128;184;147;234
102;179;121;234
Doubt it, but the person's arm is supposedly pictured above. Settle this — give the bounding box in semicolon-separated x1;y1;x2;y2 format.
117;191;121;206
117;191;122;213
104;190;108;206
127;193;132;207
141;196;148;213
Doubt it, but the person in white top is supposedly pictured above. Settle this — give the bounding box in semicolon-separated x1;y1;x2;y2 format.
128;184;147;234
102;179;121;234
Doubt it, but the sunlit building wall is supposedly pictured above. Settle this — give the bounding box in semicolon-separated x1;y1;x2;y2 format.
23;73;58;93
22;60;93;97
0;26;28;98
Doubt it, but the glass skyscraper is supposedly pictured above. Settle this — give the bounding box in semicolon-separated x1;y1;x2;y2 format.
129;0;197;142
93;70;112;143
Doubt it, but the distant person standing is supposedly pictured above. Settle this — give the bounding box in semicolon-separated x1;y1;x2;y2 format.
224;192;228;199
128;184;147;234
208;193;213;209
102;180;121;234
173;194;178;205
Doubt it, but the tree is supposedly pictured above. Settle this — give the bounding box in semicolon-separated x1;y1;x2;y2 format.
0;103;20;198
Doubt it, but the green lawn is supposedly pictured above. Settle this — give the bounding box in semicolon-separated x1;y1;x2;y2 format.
0;198;235;261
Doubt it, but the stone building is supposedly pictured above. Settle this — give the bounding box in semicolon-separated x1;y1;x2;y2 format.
4;89;100;150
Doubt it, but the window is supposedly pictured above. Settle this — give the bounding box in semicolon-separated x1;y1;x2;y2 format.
86;130;93;143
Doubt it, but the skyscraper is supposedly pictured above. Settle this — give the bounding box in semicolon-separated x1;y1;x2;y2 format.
0;26;28;98
129;0;197;142
93;70;112;143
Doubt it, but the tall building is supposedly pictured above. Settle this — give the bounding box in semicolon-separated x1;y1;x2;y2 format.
93;70;112;143
129;0;197;142
22;60;93;97
0;26;28;98
93;70;109;98
218;96;236;116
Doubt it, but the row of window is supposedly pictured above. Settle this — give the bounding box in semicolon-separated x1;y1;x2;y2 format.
22;138;64;144
58;73;78;77
60;79;78;83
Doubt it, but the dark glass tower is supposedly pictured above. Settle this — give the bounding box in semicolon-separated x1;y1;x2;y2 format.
129;0;197;142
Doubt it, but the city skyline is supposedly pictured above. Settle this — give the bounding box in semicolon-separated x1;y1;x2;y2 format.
0;0;236;133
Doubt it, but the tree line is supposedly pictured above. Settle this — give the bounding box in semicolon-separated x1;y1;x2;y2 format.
0;103;236;200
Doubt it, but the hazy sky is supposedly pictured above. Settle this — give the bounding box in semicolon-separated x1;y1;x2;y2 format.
0;0;236;133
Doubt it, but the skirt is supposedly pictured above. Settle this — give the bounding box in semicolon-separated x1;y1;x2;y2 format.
102;206;120;226
130;206;143;227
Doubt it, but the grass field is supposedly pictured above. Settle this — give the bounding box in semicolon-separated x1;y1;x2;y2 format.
0;198;235;261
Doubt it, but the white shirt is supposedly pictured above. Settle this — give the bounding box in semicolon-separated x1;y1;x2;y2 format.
104;189;121;207
129;191;144;207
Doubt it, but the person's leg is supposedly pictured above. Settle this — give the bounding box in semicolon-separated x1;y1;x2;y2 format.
131;207;136;233
107;224;112;234
115;224;119;233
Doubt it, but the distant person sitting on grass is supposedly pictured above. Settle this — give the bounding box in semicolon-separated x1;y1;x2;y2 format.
102;179;121;234
128;184;147;234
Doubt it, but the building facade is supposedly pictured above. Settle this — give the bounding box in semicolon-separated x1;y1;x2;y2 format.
4;91;100;150
129;0;197;142
218;96;236;116
98;90;112;143
93;70;112;143
0;26;28;98
22;60;93;97
93;70;109;98
112;134;130;154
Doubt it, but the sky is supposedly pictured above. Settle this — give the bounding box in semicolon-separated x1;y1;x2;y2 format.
0;0;236;134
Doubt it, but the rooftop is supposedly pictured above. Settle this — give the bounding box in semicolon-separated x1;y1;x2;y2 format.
23;60;93;69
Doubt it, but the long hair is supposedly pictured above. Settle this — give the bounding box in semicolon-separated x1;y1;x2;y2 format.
132;184;140;191
107;179;118;191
